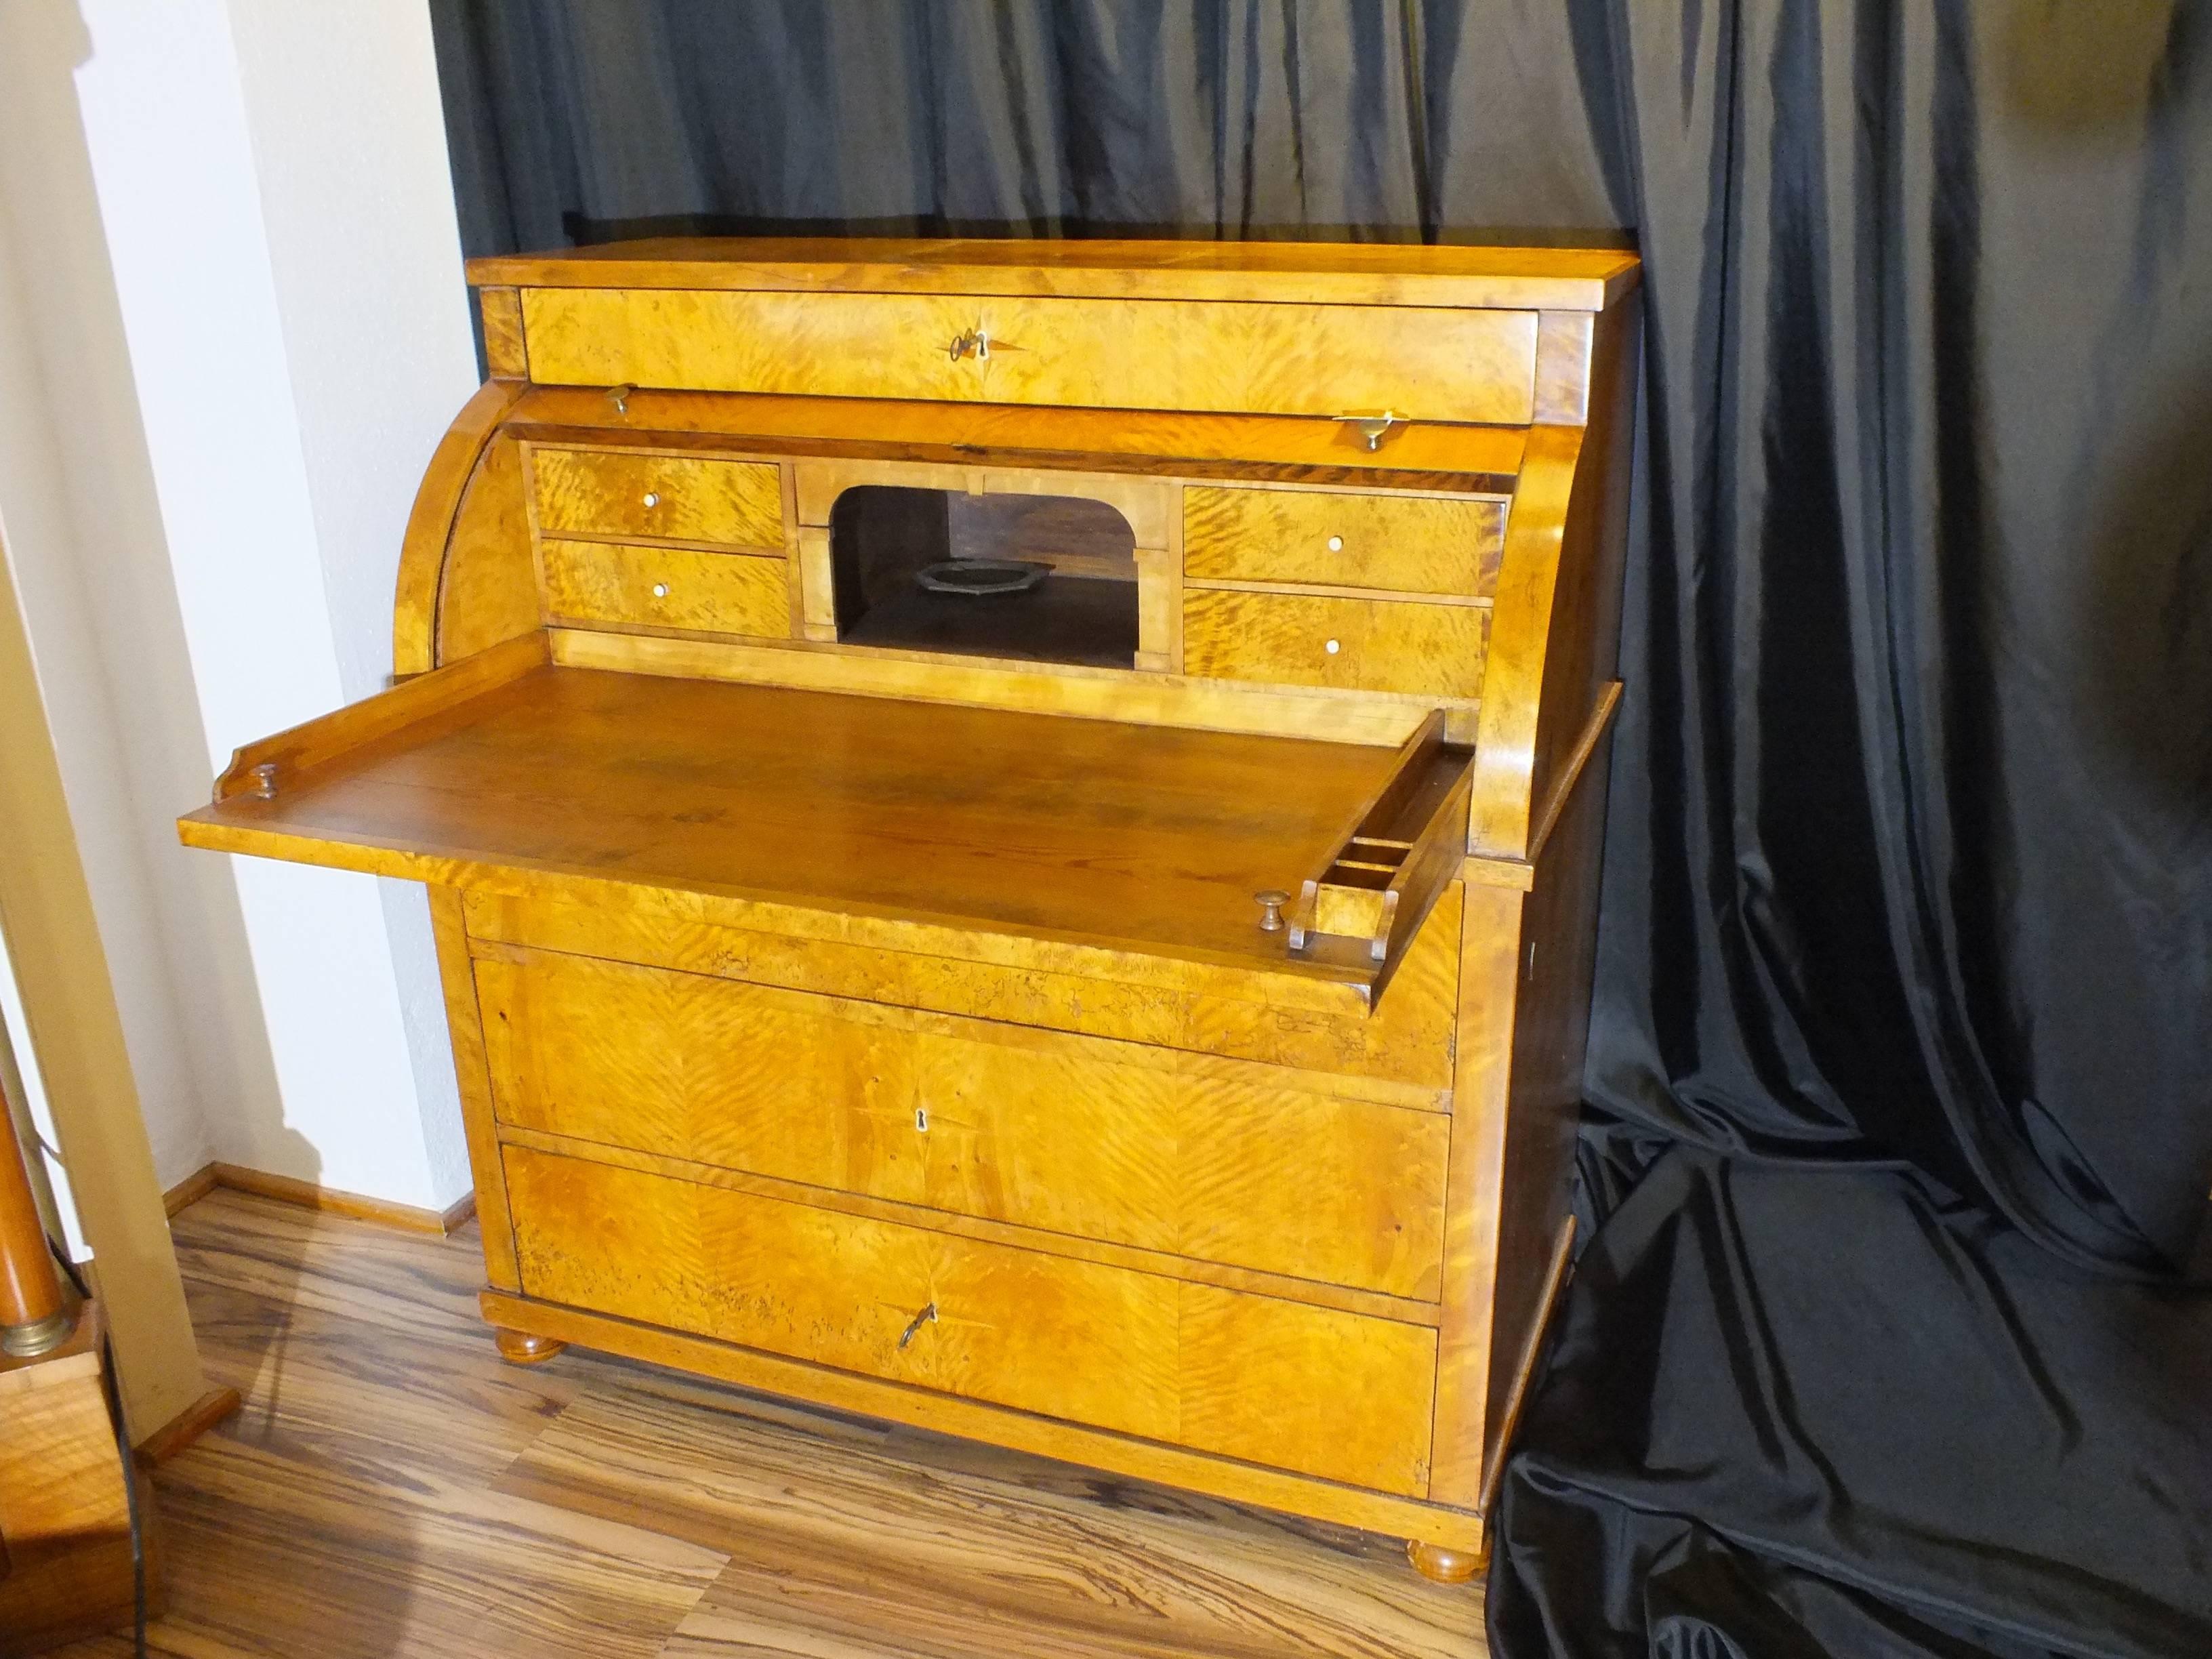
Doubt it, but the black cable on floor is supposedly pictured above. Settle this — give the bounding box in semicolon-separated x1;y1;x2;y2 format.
46;1235;148;1659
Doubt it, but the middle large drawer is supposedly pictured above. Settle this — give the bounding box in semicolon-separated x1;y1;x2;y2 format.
474;946;1450;1301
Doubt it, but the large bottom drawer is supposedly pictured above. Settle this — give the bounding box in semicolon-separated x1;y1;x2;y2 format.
503;1145;1437;1494
476;946;1450;1299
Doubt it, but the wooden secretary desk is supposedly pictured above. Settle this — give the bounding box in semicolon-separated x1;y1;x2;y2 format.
178;239;1638;1580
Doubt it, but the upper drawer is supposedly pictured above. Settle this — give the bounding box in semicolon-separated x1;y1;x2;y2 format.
520;288;1539;426
1183;588;1491;700
476;945;1451;1300
504;1144;1437;1494
531;447;783;547
1185;487;1507;598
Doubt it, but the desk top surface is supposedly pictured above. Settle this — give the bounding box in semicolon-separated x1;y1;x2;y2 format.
184;665;1407;977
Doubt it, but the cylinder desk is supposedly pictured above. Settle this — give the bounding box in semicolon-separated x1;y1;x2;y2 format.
179;238;1639;1580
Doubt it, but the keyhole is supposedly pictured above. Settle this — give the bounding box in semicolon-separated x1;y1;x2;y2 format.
915;1107;929;1132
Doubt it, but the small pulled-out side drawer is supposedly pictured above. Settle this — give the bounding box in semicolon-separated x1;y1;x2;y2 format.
476;947;1451;1300
1184;487;1507;598
540;540;789;637
1183;588;1491;700
502;1144;1437;1494
532;446;783;547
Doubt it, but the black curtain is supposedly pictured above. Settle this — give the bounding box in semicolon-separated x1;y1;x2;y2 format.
429;5;2212;1654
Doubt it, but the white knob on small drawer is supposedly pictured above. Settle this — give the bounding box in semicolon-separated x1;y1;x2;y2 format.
642;491;660;508
1326;535;1344;552
651;583;669;598
1324;638;1341;655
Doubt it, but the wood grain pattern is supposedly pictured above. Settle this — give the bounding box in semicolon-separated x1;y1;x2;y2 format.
480;285;529;380
473;232;1635;310
430;884;523;1292
0;1303;155;1658
1184;486;1507;598
523;288;1540;426
514;1381;1488;1659
465;879;1460;1090
436;432;541;663
552;626;1453;747
87;1191;1488;1657
209;629;547;803
539;539;791;636
495;1124;1435;1328
475;945;1449;1298
1184;588;1492;699
502;1147;1437;1494
506;383;1526;492
531;447;783;548
395;379;527;674
184;666;1429;988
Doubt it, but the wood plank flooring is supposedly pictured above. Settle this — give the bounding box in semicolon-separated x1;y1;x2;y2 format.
48;1190;1488;1658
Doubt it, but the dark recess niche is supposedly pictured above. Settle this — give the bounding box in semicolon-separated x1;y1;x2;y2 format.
830;487;1139;669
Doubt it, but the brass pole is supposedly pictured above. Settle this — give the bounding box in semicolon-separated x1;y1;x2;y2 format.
0;1071;70;1357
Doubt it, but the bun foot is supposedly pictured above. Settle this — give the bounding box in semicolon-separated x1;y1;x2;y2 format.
493;1326;566;1366
1406;1539;1485;1584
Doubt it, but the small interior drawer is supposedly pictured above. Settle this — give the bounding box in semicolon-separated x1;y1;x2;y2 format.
541;540;789;637
1184;487;1506;598
1183;588;1491;700
502;1143;1437;1493
532;447;783;547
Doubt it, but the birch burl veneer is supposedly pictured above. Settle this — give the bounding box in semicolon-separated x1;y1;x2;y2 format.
177;237;1639;1578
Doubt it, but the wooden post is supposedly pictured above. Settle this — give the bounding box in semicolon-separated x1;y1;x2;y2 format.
0;527;216;1441
0;1075;72;1355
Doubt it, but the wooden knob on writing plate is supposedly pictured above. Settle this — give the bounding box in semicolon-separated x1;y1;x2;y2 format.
1254;890;1289;932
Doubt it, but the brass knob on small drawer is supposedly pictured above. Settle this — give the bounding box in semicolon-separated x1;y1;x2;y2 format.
1324;638;1342;655
642;491;661;508
651;583;670;598
1326;535;1344;552
1254;889;1290;932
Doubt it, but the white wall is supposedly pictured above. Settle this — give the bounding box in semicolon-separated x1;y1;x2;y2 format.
0;0;479;1209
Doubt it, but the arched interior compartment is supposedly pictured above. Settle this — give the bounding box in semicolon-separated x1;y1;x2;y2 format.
830;487;1139;668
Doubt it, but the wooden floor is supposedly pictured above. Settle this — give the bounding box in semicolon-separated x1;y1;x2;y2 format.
52;1189;1488;1658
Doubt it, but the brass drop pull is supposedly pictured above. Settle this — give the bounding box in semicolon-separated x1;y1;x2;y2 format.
1254;889;1290;932
897;1302;939;1350
1333;410;1404;451
607;382;636;416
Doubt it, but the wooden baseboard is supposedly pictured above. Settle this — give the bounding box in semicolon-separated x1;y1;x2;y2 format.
161;1162;219;1218
134;1383;241;1467
164;1162;475;1237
